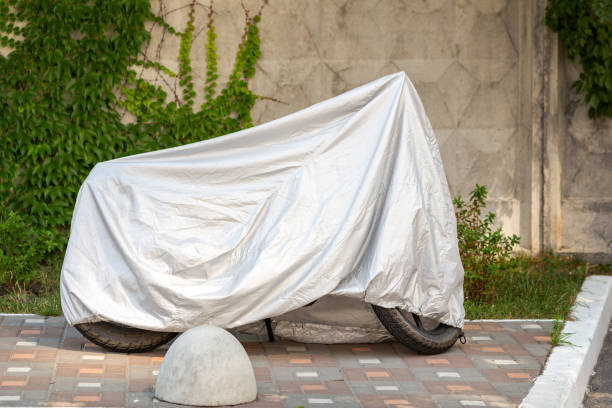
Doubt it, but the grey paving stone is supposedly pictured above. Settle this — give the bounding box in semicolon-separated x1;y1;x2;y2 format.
100;378;127;392
233;332;260;342
346;381;375;395
22;390;48;401
282;394;361;408
256;381;278;394
454;367;488;381
57;350;82;363
50;377;77;392
28;362;57;375
303;343;330;355
38;337;61;348
396;380;429;394
62;326;83;339
127;392;155;407
538;321;553;332
497;321;529;331
247;354;268;367
269;367;295;381
468;355;542;370
281;395;308;407
489;332;519;344
493;381;535;398
430;395;465;408
523;344;551;357
377;355;409;368
0;338;17;347
334;356;361;368
1;317;24;326
409;367;485;382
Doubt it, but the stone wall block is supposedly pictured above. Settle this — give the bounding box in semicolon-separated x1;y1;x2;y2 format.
459;83;516;128
561;200;612;256
259;4;319;60
468;0;509;14
454;129;516;198
412;82;454;129
438;62;479;127
301;0;391;60
391;59;453;83
462;15;518;60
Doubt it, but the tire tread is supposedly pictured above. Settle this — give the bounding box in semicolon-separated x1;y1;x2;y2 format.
372;306;461;354
75;322;177;353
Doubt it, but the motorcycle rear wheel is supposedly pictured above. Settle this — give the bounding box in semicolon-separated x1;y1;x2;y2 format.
372;305;462;354
75;322;177;353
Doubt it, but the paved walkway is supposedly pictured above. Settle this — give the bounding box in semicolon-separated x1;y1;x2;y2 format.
0;316;553;407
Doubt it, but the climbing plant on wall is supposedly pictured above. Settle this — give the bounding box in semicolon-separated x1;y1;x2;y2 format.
544;0;612;118
0;0;266;285
121;0;268;152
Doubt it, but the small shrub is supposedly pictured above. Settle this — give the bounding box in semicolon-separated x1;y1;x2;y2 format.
0;210;58;287
454;185;520;301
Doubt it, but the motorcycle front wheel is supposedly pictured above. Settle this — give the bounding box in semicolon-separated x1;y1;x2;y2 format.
372;305;462;354
75;322;177;353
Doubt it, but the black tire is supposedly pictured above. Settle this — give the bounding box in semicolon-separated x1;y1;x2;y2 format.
372;305;462;354
75;321;177;353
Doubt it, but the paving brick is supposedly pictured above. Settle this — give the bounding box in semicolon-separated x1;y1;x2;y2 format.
254;366;271;381
128;379;155;393
492;381;535;398
56;363;80;377
523;344;551;357
422;380;501;395
359;394;437;408
51;377;77;392
396;381;429;395
23;390;49;401
481;368;539;383
26;376;52;390
479;323;505;332
101;391;125;404
0;316;556;407
487;332;519;345
104;364;127;378
126;392;153;406
256;381;278;394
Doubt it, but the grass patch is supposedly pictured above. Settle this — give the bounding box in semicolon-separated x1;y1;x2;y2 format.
464;252;610;320
0;252;62;316
549;317;576;347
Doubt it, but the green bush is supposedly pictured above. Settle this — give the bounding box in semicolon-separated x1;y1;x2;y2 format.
544;0;612;118
453;185;520;301
0;210;59;287
0;0;265;284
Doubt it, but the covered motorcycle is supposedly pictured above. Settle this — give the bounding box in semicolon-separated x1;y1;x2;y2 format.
60;72;465;354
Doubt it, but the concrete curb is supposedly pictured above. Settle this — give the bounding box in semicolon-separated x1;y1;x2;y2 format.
520;275;612;408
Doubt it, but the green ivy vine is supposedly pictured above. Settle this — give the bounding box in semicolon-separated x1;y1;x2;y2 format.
120;0;266;153
0;0;266;282
544;0;612;118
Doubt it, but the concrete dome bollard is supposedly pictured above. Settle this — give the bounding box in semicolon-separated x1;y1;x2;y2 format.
155;325;257;406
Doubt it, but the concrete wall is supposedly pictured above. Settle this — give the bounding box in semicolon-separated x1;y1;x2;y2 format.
140;0;612;261
560;53;612;261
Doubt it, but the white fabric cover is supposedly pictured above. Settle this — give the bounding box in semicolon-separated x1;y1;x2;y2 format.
60;72;465;332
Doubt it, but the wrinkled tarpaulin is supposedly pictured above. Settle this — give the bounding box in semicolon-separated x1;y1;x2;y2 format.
60;72;465;338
